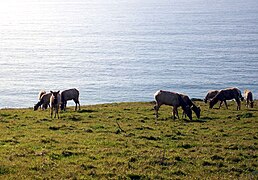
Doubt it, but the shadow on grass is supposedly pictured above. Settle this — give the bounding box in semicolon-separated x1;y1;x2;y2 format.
78;109;97;113
183;119;207;123
139;135;161;141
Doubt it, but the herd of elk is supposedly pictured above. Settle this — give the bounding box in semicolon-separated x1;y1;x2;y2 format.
34;88;80;118
154;87;254;121
34;87;254;120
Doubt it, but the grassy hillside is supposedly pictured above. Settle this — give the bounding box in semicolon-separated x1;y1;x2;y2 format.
0;101;257;179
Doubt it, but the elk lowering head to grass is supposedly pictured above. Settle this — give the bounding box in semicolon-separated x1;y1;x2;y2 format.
60;88;80;111
154;90;192;121
180;94;201;119
244;89;254;108
34;92;52;111
204;90;219;103
34;90;46;110
209;87;243;110
50;91;61;119
204;90;226;109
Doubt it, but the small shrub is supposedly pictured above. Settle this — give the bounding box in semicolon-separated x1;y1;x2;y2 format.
0;113;11;117
241;113;253;118
0;166;10;175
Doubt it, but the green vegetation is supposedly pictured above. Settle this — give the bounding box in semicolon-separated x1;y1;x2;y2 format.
0;101;257;179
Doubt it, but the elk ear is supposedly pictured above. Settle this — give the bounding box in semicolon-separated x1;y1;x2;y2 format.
57;90;60;93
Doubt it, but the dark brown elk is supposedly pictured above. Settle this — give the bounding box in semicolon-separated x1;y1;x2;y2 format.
154;90;192;120
34;90;46;110
34;92;52;111
244;89;254;108
204;90;219;103
209;87;243;110
60;88;80;111
204;90;225;109
50;91;61;118
180;94;201;119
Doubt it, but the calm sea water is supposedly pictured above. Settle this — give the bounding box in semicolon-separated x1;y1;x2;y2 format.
0;0;258;108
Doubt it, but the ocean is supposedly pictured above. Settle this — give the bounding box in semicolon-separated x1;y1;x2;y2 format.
0;0;258;108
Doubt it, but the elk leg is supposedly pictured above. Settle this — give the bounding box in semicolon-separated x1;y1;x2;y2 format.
154;104;160;119
57;109;59;119
219;101;223;109
236;98;241;110
172;107;178;120
224;100;228;109
74;99;80;111
64;102;67;111
50;107;53;118
182;110;185;119
73;99;77;111
175;107;179;119
172;107;176;120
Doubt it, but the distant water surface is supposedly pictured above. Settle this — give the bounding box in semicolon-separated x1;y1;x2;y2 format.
0;0;258;108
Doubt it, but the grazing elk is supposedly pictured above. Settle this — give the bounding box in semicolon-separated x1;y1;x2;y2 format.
209;87;243;110
60;88;80;111
50;91;61;119
35;90;46;109
34;92;52;111
154;90;192;121
180;94;201;119
204;90;225;109
244;89;254;108
204;90;219;103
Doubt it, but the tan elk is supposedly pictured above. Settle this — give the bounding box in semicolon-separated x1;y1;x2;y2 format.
154;90;192;120
244;89;254;108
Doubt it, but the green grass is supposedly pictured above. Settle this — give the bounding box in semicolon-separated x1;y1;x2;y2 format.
0;101;257;179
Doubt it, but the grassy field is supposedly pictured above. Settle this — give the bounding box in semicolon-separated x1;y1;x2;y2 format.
0;100;257;179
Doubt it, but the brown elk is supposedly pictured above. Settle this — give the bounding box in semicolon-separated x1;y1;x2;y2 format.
180;94;201;119
34;92;52;111
209;87;243;110
50;91;61;118
154;90;192;120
